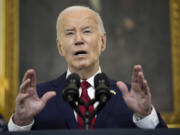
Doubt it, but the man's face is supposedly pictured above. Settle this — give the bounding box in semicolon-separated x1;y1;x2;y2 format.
57;9;106;72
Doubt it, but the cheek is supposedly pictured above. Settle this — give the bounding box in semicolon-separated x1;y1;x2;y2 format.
96;38;103;54
61;45;72;58
90;44;101;57
61;40;73;54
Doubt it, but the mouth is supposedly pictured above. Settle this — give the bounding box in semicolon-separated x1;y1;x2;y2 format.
74;50;88;56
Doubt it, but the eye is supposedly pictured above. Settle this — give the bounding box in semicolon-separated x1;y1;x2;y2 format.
65;31;75;36
83;30;91;34
66;32;74;35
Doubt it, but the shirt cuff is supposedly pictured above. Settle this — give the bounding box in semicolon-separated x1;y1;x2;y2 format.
8;114;34;131
133;106;159;129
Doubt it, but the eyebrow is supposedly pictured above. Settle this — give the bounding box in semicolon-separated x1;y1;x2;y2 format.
65;28;75;32
64;26;92;32
82;26;92;30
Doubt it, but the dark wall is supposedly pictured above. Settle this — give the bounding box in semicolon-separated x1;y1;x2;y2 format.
19;0;172;112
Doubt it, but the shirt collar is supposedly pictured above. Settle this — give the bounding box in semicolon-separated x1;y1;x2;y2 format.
66;67;102;88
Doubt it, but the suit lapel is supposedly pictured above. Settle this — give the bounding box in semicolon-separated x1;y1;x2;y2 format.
95;79;119;128
95;95;117;128
53;72;77;129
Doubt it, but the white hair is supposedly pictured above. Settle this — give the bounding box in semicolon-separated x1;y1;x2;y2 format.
56;5;106;40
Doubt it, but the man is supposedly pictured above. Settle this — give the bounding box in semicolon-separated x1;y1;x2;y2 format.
8;6;167;131
0;115;5;131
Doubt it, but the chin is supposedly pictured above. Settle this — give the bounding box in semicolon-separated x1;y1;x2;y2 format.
73;62;91;70
77;64;89;69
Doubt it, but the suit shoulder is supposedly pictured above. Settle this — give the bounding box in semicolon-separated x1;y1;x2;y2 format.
36;72;66;96
109;78;131;94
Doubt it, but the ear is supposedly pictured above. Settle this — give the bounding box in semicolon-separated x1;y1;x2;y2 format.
57;39;64;56
100;33;106;52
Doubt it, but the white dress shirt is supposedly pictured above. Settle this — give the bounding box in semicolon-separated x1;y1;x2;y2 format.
8;67;159;131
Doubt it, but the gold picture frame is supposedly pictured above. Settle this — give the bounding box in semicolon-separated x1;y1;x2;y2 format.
0;0;19;122
161;0;180;128
0;0;179;127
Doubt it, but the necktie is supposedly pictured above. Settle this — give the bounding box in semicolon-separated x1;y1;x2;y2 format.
77;80;95;129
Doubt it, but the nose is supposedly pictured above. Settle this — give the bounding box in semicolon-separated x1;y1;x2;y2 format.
74;32;84;46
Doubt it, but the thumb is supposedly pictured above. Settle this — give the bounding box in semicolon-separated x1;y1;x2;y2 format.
116;81;129;96
41;91;56;104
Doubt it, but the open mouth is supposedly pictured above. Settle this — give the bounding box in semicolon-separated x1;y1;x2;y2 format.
74;51;87;56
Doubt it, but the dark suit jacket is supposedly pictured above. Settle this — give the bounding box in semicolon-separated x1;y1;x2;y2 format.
0;115;5;131
32;72;167;129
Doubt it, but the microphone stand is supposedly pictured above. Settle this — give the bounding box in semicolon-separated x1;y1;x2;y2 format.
72;98;106;130
78;98;92;130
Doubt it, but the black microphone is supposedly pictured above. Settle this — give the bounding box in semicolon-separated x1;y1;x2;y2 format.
62;73;80;104
94;73;111;104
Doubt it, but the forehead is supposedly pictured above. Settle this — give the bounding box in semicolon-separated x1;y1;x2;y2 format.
59;9;99;29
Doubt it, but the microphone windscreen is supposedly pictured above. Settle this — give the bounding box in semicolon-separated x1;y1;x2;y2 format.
66;73;81;88
94;73;109;88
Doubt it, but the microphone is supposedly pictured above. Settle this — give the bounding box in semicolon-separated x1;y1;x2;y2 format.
62;73;80;104
94;73;111;104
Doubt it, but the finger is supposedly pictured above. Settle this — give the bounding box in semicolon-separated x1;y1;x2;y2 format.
22;69;34;82
131;65;142;83
41;91;56;105
137;71;150;94
116;81;129;96
137;71;144;85
16;93;30;104
131;71;145;94
142;80;150;95
22;69;37;88
131;71;144;93
131;82;141;92
27;87;38;97
29;70;37;88
19;78;31;93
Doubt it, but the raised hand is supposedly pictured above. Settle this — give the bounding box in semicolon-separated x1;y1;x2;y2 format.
13;69;56;126
116;65;152;118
